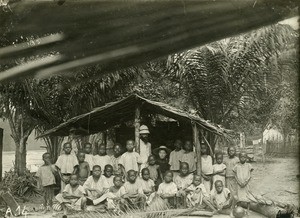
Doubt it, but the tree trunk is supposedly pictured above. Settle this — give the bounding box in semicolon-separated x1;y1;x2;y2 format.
192;123;202;178
14;138;27;176
282;131;287;156
134;106;141;153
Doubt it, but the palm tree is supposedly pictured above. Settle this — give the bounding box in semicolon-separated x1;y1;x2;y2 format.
166;24;298;150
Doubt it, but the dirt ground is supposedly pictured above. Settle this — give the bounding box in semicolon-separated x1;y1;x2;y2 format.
250;156;299;206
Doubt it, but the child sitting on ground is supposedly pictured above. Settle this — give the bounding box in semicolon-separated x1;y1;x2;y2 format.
200;143;213;192
157;170;178;208
105;176;127;211
83;165;106;205
186;175;216;211
224;146;239;197
233;152;256;214
169;139;184;177
93;144;112;171
55;174;87;215
55;142;79;191
174;162;193;208
101;164;115;190
119;140;142;174
147;155;160;188
180;141;196;173
74;151;90;185
210;180;232;214
212;153;226;191
121;170;146;210
36;152;56;213
139;168;156;205
83;142;94;173
91;175;126;207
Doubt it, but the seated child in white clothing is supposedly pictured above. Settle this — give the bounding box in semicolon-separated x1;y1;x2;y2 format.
101;164;114;190
55;174;87;215
186;175;216;211
92;176;126;209
210;180;232;214
83;165;106;204
174;162;193;207
139;168;155;205
121;170;146;210
157;170;178;208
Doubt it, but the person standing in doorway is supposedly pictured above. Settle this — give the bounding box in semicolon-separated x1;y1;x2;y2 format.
139;125;152;171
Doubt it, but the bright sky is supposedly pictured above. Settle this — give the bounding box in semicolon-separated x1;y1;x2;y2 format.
279;16;299;30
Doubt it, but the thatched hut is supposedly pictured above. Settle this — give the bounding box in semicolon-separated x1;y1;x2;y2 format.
39;94;233;176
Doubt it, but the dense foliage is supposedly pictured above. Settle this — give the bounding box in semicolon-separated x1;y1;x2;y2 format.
166;24;298;136
0;169;40;198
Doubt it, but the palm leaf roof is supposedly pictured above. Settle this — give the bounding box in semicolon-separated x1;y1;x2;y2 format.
0;0;297;80
38;94;233;137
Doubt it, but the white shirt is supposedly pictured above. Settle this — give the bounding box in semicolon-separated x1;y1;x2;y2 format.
83;176;104;191
119;152;142;173
139;139;151;164
85;154;94;169
211;188;230;206
174;174;193;189
93;155;112;171
169;149;184;171
201;155;213;175
83;175;104;198
55;154;78;174
101;175;114;189
157;182;177;195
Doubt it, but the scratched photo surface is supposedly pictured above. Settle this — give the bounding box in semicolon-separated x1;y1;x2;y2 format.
0;0;299;217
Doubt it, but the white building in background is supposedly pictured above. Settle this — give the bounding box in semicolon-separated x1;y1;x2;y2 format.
262;125;283;144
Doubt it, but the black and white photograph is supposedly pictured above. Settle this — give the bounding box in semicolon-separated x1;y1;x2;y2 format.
0;0;299;217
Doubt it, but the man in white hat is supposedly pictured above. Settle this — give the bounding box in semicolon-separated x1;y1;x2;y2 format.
138;125;151;170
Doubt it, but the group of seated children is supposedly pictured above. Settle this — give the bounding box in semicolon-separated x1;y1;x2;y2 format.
36;138;254;215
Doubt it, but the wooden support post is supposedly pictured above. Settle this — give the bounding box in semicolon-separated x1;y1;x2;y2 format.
192;122;202;179
0;128;3;181
135;106;141;153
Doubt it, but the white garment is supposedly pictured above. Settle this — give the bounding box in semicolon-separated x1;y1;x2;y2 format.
85;154;94;170
174;174;193;190
139;140;151;164
169;149;184;171
83;176;104;198
119;152;142;173
212;163;226;189
157;182;177;196
138;178;155;193
201;155;213;175
186;183;209;207
93;155;112;171
180;152;197;172
55;154;78;174
210;188;230;207
101;175;114;189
